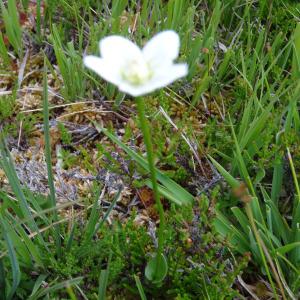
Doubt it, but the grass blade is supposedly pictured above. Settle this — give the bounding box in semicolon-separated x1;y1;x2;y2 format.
42;60;61;256
98;251;112;300
134;275;147;300
97;125;194;206
0;259;6;300
0;217;21;300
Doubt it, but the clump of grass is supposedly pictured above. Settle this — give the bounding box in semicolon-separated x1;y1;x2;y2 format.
51;25;86;102
0;0;22;57
0;95;16;121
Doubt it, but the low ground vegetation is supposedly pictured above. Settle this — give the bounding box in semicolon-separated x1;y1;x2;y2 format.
0;0;300;299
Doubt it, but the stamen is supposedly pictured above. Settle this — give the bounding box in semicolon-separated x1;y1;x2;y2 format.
122;59;152;85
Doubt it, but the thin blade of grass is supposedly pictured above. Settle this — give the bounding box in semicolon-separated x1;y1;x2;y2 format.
0;217;21;300
98;251;112;300
0;259;6;300
29;277;83;299
42;60;61;256
134;275;147;300
97;125;194;206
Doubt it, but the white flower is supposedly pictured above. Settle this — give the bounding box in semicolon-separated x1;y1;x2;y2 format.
84;30;188;97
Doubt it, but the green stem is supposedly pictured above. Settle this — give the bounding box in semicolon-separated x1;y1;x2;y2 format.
136;97;165;257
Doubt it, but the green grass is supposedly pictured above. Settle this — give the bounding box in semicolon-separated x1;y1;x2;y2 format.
1;0;300;298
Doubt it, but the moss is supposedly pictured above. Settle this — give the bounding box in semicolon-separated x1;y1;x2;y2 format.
25;195;247;299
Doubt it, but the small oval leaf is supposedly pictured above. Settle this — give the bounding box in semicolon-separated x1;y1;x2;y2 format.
145;253;168;284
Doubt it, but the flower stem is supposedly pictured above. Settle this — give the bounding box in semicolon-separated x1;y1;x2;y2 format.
136;97;165;257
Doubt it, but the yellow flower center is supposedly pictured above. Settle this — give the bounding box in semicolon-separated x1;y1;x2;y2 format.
122;59;152;85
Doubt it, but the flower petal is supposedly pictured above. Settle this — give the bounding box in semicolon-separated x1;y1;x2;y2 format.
100;35;143;65
117;82;152;97
117;63;188;97
83;55;122;86
146;63;188;91
142;31;180;68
